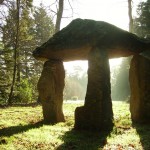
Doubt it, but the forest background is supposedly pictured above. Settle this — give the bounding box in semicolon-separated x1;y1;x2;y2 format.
0;0;150;105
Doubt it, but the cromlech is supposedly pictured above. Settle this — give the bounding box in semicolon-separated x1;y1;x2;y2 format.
33;18;150;131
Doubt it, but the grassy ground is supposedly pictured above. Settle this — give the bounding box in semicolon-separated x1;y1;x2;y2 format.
0;101;150;150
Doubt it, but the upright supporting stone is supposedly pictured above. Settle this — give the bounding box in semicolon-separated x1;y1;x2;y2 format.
129;55;150;123
38;60;65;124
75;47;113;131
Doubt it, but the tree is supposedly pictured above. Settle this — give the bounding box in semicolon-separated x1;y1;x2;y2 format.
7;0;20;104
31;4;55;102
50;0;73;33
133;0;150;38
33;4;54;46
0;1;55;104
6;0;33;104
55;0;64;33
0;3;15;102
128;0;133;32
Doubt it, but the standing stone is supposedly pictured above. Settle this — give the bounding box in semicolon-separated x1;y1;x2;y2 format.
129;55;150;123
75;47;113;131
38;60;65;124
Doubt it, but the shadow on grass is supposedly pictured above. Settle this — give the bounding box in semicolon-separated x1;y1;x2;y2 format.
56;128;112;150
133;123;150;150
0;121;43;137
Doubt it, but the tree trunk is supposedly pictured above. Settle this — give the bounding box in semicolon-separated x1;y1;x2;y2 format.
128;0;133;32
8;0;20;105
55;0;64;33
17;51;21;82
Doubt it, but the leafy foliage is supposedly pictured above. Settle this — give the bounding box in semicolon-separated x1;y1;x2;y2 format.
0;1;55;104
133;0;150;38
17;79;33;103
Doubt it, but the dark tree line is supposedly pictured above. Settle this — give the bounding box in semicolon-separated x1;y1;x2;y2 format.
0;0;55;104
0;0;149;104
0;0;74;105
133;0;150;38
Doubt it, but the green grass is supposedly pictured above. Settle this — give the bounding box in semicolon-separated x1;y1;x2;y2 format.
0;101;150;150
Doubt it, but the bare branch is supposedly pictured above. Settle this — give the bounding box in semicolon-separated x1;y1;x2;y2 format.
50;0;58;7
67;0;73;17
50;9;57;14
62;15;73;19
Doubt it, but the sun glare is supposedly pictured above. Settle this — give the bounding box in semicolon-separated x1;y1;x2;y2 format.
64;58;122;74
64;61;88;73
109;58;122;67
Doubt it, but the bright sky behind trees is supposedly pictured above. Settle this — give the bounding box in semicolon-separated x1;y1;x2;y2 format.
34;0;145;30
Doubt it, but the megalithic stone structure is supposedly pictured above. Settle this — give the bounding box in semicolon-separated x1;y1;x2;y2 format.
37;60;65;124
75;47;113;131
129;55;150;123
33;18;150;129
